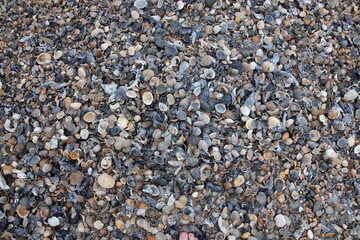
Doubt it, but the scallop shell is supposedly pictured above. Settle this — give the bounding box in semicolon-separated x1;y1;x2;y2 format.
37;53;51;65
142;92;154;105
98;173;115;188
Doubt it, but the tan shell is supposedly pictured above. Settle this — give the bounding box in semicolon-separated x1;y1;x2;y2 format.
70;102;82;110
98;173;115;188
53;51;63;60
142;92;154;105
37;53;51;65
234;175;245;187
101;157;112;169
69;171;84;185
83;112;96;123
268;116;280;127
2;165;14;175
309;130;320;141
16;204;29;218
126;90;137;98
40;206;50;218
245;118;255;130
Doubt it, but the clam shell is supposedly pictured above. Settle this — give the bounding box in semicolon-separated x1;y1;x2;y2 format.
268;116;280;127
142;92;154;105
126;90;137;98
98;173;115;188
36;53;51;65
204;69;216;79
53;50;63;60
101;157;112;169
309;130;320;142
16;205;29;218
142;184;160;196
83;112;96;123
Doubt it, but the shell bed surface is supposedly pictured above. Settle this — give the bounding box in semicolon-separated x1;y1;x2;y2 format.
0;0;359;239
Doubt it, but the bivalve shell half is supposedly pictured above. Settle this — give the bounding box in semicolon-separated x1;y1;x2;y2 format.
142;92;154;105
37;53;51;65
83;112;96;123
309;130;320;142
98;173;115;188
16;205;29;218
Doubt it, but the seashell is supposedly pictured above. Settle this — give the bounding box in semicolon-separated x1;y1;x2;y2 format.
69;151;79;160
16;205;29;218
2;165;13;175
159;102;168;112
268;116;280;127
354;145;360;154
36;53;51;65
328;108;340;119
199;164;211;181
215;104;226;114
337;138;347;148
1;232;14;238
204;69;216;79
98;173;115;188
240;106;250;116
126;90;137;98
98;118;109;134
245;118;256;130
117;117;128;128
70;102;82;110
309;130;320;142
168;160;182;167
0;173;10;190
145;208;158;218
274;178;285;192
142;92;154;105
233;175;245;187
101;157;112;169
256;192;267;206
83;112;96;123
154;156;165;165
173;146;188;160
177;170;190;183
142;184;160;196
215;232;226;240
218;216;230;235
53;50;63;60
40;206;50;218
4;119;18;132
137;218;150;229
48;216;60;227
325;149;339;160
